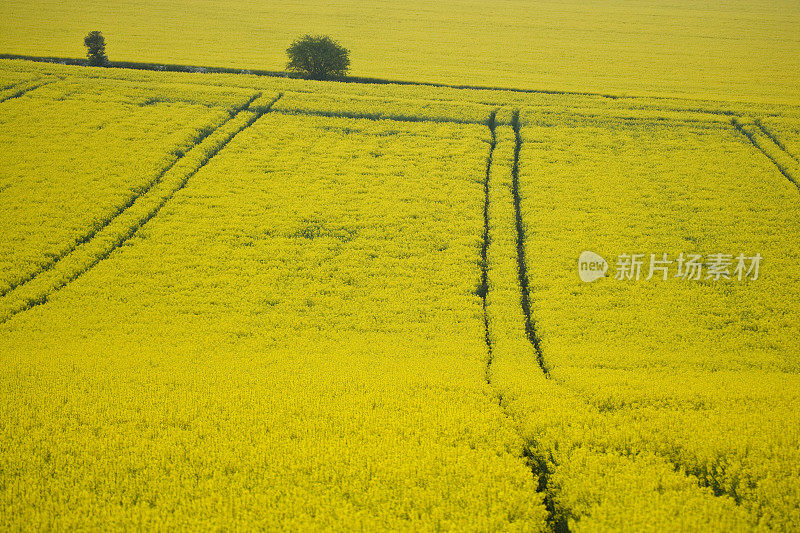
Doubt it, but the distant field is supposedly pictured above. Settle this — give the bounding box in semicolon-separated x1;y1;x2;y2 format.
1;60;799;530
0;0;799;103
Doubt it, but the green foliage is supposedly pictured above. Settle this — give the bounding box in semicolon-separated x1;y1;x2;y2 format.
286;35;349;81
83;31;107;67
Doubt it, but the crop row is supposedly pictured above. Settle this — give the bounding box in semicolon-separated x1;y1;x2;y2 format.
0;75;261;296
513;110;800;529
0;112;552;529
0;91;284;324
482;117;752;531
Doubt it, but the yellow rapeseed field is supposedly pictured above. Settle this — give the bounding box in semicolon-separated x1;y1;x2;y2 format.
1;1;799;103
508;110;800;529
0;51;799;530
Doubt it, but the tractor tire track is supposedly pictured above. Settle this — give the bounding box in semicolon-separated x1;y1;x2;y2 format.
480;112;564;531
0;76;41;93
506;110;563;530
271;107;486;127
0;76;56;103
754;119;800;164
732;117;800;191
0;93;282;325
0;92;263;299
510;110;549;375
480;109;498;380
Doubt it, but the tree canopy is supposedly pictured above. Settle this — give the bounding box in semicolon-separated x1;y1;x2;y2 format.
84;31;108;67
286;35;349;81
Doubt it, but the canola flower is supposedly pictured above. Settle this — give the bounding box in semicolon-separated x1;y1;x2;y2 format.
484;121;753;531
0;73;257;297
0;80;547;529
1;0;799;102
513;110;800;529
0;59;799;530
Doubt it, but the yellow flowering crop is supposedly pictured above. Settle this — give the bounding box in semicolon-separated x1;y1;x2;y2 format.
510;109;800;529
1;59;799;530
2;0;799;103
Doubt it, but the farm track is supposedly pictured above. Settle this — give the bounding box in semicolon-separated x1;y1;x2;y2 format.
506;111;564;531
274;106;728;128
754;119;800;164
528;108;729;126
480;110;498;381
732;117;800;191
0;76;39;92
0;76;56;103
0;92;263;300
502;113;751;528
479;109;564;532
0;92;283;325
510;111;549;376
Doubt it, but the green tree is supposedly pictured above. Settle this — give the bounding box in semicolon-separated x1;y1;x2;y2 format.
84;31;108;67
286;35;350;80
